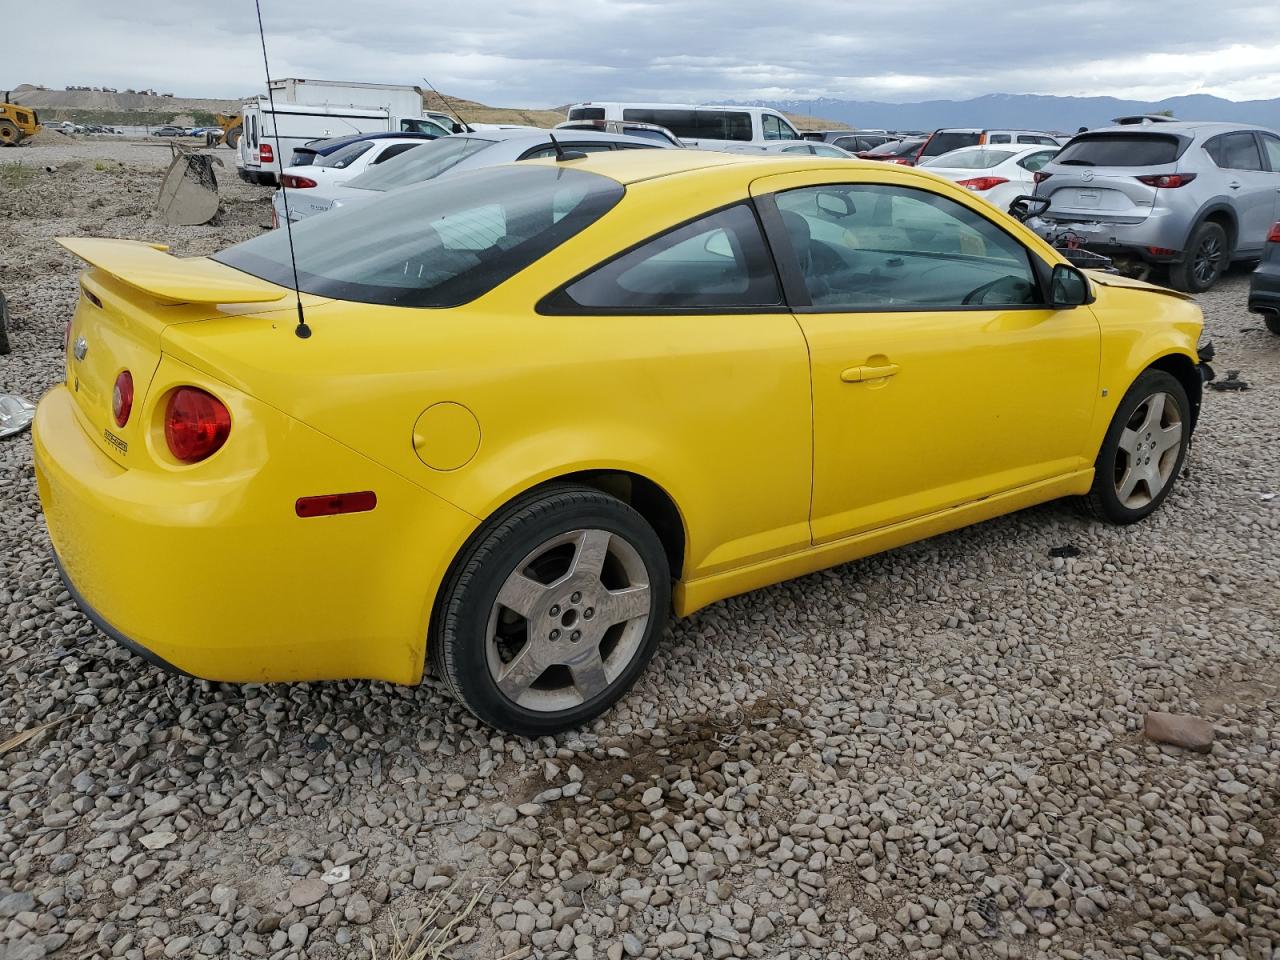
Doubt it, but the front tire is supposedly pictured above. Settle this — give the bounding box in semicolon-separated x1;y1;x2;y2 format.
432;485;670;736
0;122;19;147
1264;311;1280;336
1169;221;1227;293
1081;370;1190;524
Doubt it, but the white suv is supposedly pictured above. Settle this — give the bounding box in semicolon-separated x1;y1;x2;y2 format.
918;128;1063;163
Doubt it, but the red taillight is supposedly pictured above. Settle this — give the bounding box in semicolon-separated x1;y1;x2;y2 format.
1033;171;1052;184
1147;246;1179;257
112;370;134;427
281;174;318;189
957;176;1009;192
259;143;274;163
295;491;378;518
1136;173;1196;188
1268;222;1280;243
890;157;912;165
164;387;231;463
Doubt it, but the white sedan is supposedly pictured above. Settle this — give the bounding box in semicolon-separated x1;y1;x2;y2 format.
271;137;429;226
918;145;1058;215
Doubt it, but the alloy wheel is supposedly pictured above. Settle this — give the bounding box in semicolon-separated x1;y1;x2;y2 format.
1193;235;1223;286
1113;391;1183;509
485;528;652;712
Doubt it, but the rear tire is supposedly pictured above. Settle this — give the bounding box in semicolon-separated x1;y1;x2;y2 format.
225;128;241;149
1168;221;1227;293
1079;370;1190;524
0;122;19;147
1264;312;1280;336
432;484;670;736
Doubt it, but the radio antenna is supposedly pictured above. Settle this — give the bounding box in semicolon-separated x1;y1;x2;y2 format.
254;0;311;339
420;76;472;133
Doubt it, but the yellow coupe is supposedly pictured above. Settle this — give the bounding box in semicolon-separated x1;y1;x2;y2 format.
35;150;1210;735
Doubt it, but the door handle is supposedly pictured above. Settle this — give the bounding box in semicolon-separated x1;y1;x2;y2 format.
841;362;901;383
1227;181;1241;190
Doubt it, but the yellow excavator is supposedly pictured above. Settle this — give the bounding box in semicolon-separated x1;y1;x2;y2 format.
214;112;242;148
0;92;42;146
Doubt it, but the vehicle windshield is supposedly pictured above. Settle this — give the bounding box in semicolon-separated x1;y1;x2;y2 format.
343;136;496;192
923;148;1018;169
214;166;624;308
315;140;375;169
1053;133;1184;166
922;131;981;157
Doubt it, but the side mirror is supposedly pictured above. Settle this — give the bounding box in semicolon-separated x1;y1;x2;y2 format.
815;190;855;219
1050;263;1091;307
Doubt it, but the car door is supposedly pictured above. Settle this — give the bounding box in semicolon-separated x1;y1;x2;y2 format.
749;170;1100;543
1206;131;1276;254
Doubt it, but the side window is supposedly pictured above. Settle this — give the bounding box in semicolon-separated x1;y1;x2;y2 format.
373;142;420;164
553;204;781;311
698;111;753;141
1018;150;1057;172
1207;132;1264;171
763;114;797;141
833;137;859;152
773;183;1040;310
988;134;1011;144
1259;133;1280;172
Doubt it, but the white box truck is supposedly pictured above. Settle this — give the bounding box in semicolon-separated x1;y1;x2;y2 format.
237;79;460;185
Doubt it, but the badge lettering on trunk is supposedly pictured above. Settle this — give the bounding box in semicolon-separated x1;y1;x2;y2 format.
73;336;89;361
103;429;128;455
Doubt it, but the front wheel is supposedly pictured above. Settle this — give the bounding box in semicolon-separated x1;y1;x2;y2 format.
1264;312;1280;336
0;122;19;147
432;485;670;736
1080;370;1190;524
1168;222;1227;293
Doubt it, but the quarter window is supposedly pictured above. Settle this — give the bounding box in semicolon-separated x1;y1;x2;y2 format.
773;184;1040;309
1206;132;1264;171
763;114;799;141
550;204;781;311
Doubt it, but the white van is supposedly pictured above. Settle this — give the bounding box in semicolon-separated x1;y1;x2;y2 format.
565;102;803;151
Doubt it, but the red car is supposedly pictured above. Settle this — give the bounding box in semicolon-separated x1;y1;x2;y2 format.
857;137;926;165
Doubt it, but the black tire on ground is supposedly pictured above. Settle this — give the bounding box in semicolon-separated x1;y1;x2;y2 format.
1080;369;1191;525
1265;312;1280;336
0;122;19;147
432;484;671;736
1168;221;1228;293
226;128;240;149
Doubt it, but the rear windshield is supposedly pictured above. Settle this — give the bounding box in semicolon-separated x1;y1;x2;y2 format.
922;131;981;157
343;136;494;192
867;139;922;157
214;166;624;308
569;107;606;121
923;148;1018;169
622;109;752;142
1053;133;1184;166
315;140;374;169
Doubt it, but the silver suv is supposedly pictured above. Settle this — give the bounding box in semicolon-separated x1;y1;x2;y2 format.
1031;121;1280;291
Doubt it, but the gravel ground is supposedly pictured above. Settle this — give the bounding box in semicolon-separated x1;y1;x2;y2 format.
2;140;1278;960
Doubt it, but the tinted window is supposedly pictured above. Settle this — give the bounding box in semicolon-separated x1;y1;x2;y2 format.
866;139;921;157
215;166;623;308
344;136;494;192
553;204;780;311
569;107;606;121
315;141;374;169
833;137;859;151
780;144;815;154
621;127;678;145
987;134;1011;144
1018;135;1057;145
622;109;752;141
922;132;981;157
400;118;449;136
774;184;1039;309
1206;132;1264;171
372;142;422;164
763;114;799;141
1054;134;1184;166
1261;133;1280;171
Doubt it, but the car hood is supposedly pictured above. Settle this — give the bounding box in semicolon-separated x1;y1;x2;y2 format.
1085;270;1195;301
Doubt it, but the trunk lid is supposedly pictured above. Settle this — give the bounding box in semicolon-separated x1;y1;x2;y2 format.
57;237;293;467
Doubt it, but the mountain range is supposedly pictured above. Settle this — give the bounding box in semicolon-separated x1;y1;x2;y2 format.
746;93;1280;132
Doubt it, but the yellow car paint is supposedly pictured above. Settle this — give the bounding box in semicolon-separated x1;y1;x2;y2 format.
35;151;1205;685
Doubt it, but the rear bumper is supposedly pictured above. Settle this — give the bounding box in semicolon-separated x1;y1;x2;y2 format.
34;379;476;685
1248;260;1280;315
1034;209;1186;262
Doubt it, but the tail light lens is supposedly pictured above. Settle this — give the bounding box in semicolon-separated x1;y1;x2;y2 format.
112;370;134;427
1033;171;1052;184
165;387;231;463
957;177;1009;192
259;142;274;163
1267;222;1280;243
281;174;318;189
890;157;912;165
1137;173;1196;188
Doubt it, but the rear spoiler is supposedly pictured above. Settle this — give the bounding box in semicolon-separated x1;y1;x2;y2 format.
55;237;288;305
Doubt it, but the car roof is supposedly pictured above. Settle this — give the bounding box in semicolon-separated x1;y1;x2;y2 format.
1074;120;1278;137
447;128;676;149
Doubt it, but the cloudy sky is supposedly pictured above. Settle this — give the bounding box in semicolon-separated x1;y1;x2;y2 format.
8;0;1280;105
